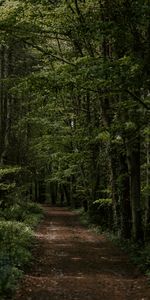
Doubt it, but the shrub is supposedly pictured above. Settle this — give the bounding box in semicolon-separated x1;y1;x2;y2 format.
0;221;32;265
2;204;26;221
137;244;150;273
89;198;113;230
23;213;42;227
110;237;150;277
0;264;22;298
0;221;32;298
25;202;42;215
0;201;43;297
0;202;43;225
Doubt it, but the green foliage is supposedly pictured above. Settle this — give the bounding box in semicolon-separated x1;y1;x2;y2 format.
0;182;16;191
0;0;150;286
0;221;32;297
23;213;42;227
0;166;21;192
79;210;91;227
89;198;113;230
93;198;112;207
0;202;43;226
111;236;150;276
0;166;21;177
0;204;25;221
0;202;43;297
136;244;150;273
0;265;22;298
24;201;43;214
0;221;32;264
79;209;103;234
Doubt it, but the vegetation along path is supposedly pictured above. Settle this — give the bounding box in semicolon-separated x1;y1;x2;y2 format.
14;206;150;300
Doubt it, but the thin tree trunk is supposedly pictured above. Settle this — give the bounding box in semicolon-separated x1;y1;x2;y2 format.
110;149;120;233
144;136;150;240
1;46;12;165
63;184;71;206
0;45;5;162
127;134;144;242
119;151;132;239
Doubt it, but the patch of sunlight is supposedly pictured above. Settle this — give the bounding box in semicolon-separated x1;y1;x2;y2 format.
71;257;82;261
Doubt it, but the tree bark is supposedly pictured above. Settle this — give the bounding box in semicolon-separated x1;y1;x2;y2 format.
127;134;144;242
144;136;150;240
119;151;132;239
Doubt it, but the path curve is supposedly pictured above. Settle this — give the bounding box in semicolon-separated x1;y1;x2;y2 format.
14;206;150;300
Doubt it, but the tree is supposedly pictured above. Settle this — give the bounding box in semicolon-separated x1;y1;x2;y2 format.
0;0;149;243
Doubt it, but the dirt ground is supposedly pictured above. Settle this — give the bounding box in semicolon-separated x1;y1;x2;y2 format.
14;206;150;300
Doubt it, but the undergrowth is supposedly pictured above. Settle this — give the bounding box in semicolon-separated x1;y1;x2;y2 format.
0;202;43;299
79;208;150;279
108;234;150;278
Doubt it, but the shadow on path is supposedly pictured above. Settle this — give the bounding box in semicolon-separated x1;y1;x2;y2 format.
14;206;150;300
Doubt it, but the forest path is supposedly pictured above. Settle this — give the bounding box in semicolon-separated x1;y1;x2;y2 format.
14;206;150;300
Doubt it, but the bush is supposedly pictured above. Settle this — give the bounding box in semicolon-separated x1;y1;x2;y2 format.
25;202;42;215
0;202;43;225
0;264;22;298
110;236;150;277
136;244;150;274
1;204;26;221
0;201;43;297
0;221;32;266
0;221;32;298
89;198;113;230
23;213;42;227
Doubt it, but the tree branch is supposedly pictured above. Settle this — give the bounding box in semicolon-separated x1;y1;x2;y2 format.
21;40;75;66
125;89;150;110
0;26;70;42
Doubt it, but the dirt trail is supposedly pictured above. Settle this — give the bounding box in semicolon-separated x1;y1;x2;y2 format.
14;206;150;300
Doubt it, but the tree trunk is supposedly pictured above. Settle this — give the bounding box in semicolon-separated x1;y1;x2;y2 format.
63;184;71;206
39;180;46;203
144;136;150;240
119;151;132;239
127;134;143;242
110;149;120;233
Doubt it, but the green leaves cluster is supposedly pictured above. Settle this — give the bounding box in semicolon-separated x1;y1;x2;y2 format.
0;221;32;297
0;202;43;297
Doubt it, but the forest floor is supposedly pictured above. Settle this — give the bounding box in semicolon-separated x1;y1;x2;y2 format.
14;206;150;300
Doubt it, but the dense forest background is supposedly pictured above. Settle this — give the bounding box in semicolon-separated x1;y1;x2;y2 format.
0;2;150;289
0;0;150;296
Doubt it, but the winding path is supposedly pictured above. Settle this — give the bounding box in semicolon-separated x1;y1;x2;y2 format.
14;206;150;300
